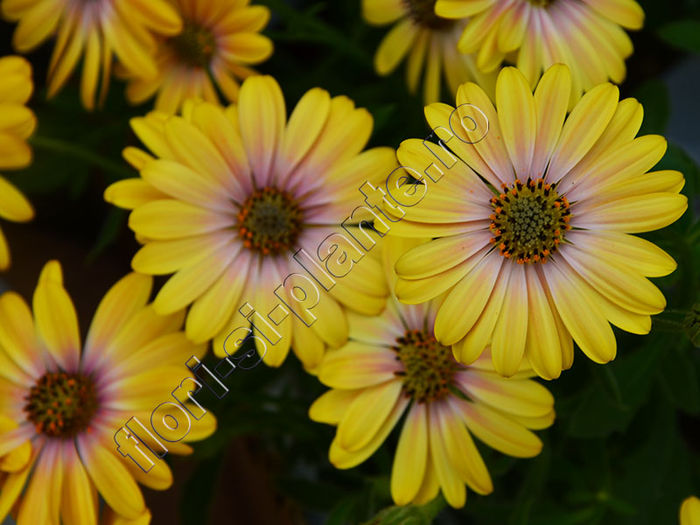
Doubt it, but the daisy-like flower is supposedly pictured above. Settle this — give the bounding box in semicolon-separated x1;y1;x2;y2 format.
363;0;496;104
121;0;273;113
0;56;35;270
105;76;396;371
1;0;182;110
0;261;215;524
434;0;644;99
682;497;700;525
387;64;687;380
310;238;554;508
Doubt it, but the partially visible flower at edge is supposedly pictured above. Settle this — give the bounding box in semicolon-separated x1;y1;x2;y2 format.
0;261;215;524
1;0;182;110
310;237;554;508
681;496;700;525
120;0;273;114
435;0;644;102
0;55;35;270
363;0;497;104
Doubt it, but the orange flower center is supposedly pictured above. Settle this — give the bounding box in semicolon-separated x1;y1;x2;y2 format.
168;22;216;68
394;330;462;403
489;178;571;264
402;0;454;30
24;372;98;438
236;187;304;256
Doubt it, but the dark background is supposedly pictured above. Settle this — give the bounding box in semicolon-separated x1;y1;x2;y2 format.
0;0;698;523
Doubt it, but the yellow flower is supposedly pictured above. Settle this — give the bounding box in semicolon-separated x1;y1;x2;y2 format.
0;55;35;270
363;0;496;104
310;238;554;508
121;0;273;113
435;0;644;99
1;0;182;110
0;261;215;524
105;77;396;371
682;497;700;525
386;64;687;380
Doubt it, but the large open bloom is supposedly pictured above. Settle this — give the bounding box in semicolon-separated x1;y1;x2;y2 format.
310;238;554;508
435;0;644;99
121;0;273;113
1;0;182;109
0;262;215;524
0;56;35;270
682;497;700;525
363;0;496;103
105;76;395;371
387;64;687;380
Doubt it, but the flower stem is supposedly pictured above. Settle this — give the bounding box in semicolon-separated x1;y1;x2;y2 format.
29;135;133;181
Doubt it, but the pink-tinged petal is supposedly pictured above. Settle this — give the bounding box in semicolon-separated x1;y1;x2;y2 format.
524;265;563;380
496;67;536;178
78;436;145;520
437;400;493;495
61;441;98;525
128;199;233;240
337;379;403;451
33;262;81;373
0;291;41;379
319;343;402;389
0;422;34;456
17;440;61;525
346;306;404;347
491;262;528;377
543;258;616;364
391;403;428;505
329;394;409;469
83;273;152;374
428;404;466;508
238;76;286;186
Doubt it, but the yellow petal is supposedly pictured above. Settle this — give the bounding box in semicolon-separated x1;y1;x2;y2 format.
575;193;687;233
320;343;401;390
532;64;571;178
428;406;466;508
496;67;536;178
491;262;528;377
309;389;359;425
374;19;418;75
391;403;428;505
128;199;231;240
61;442;98;525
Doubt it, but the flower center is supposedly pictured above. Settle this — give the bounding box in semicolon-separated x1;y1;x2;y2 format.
24;372;98;438
402;0;454;30
394;330;461;403
168;22;216;68
528;0;556;6
489;178;571;264
236;187;304;255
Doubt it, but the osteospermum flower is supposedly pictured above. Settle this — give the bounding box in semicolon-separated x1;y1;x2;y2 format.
105;76;396;370
434;0;644;99
0;56;35;270
121;0;273;113
388;64;687;380
0;261;215;524
1;0;182;109
682;497;700;525
363;0;496;103
310;238;554;508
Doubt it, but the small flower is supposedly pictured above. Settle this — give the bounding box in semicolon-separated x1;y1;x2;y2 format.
681;497;700;525
0;55;35;270
105;77;396;371
387;64;687;379
310;238;554;508
363;0;496;103
1;0;183;109
435;0;644;99
121;0;273;113
0;261;215;524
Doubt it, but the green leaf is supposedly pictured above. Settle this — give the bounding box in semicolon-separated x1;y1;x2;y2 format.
658;20;700;53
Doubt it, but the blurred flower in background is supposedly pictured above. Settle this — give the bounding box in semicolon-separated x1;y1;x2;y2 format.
681;497;700;525
435;0;644;101
362;0;497;103
0;262;215;524
0;55;35;271
311;238;554;508
1;0;182;109
120;0;273;113
389;64;687;379
105;76;396;371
